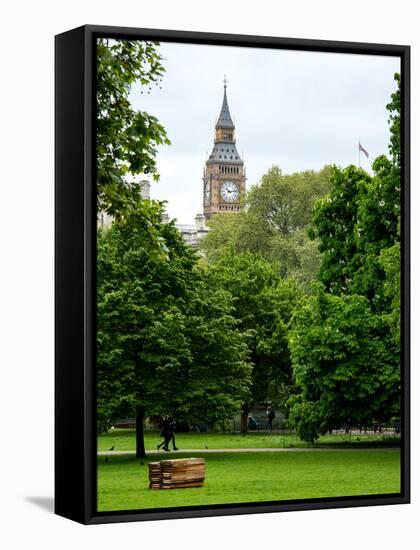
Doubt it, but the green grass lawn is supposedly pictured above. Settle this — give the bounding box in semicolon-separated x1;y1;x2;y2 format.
98;429;400;452
97;449;401;512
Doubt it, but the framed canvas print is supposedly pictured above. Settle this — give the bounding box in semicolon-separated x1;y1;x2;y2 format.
55;25;410;524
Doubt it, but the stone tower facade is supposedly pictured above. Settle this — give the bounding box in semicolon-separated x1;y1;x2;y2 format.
203;80;246;221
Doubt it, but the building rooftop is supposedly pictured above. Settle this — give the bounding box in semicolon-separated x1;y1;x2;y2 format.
215;84;235;130
207;141;243;165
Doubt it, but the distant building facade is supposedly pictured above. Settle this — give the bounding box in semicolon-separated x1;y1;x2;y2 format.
176;214;209;249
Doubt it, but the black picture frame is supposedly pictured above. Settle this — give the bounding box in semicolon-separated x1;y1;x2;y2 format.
55;24;410;525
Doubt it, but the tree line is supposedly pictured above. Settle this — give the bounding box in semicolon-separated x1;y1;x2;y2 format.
96;39;401;455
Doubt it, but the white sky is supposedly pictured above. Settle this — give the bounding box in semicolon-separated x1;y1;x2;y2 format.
130;42;400;224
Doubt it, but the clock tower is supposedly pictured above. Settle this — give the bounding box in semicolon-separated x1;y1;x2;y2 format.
203;78;246;221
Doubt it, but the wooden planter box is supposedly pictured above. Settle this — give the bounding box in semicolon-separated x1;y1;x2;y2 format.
148;458;206;489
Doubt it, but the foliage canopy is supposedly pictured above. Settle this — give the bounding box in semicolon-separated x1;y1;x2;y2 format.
97;39;170;217
97;208;252;447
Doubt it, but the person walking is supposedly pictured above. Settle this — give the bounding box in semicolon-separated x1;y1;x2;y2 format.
157;416;171;451
266;406;275;433
169;417;178;451
157;416;179;451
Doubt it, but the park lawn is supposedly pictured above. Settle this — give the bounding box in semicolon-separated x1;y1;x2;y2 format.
97;449;401;512
97;429;400;452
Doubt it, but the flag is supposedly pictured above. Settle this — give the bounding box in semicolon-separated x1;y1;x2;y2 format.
359;142;369;158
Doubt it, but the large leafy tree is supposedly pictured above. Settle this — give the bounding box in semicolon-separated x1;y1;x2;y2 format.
288;288;400;443
97;39;170;217
97;208;252;456
289;75;401;441
246;165;332;236
308;165;371;297
310;159;400;311
208;251;302;431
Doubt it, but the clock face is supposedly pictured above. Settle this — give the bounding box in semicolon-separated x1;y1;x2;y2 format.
220;181;239;203
204;181;210;205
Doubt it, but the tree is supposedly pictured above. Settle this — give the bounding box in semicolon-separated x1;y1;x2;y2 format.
288;287;400;442
309;164;400;315
266;228;323;291
97;208;252;456
199;212;247;264
246;165;332;236
289;74;401;442
386;73;401;167
207;251;302;431
97;39;170;218
379;242;401;345
308;165;371;297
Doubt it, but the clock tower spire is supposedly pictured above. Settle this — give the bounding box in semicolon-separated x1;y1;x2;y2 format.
203;78;246;221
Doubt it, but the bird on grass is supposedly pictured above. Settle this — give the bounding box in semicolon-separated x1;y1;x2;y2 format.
205;445;208;449
109;445;115;451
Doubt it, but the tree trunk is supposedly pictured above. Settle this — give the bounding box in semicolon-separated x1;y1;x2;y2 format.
240;404;249;435
135;406;146;458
